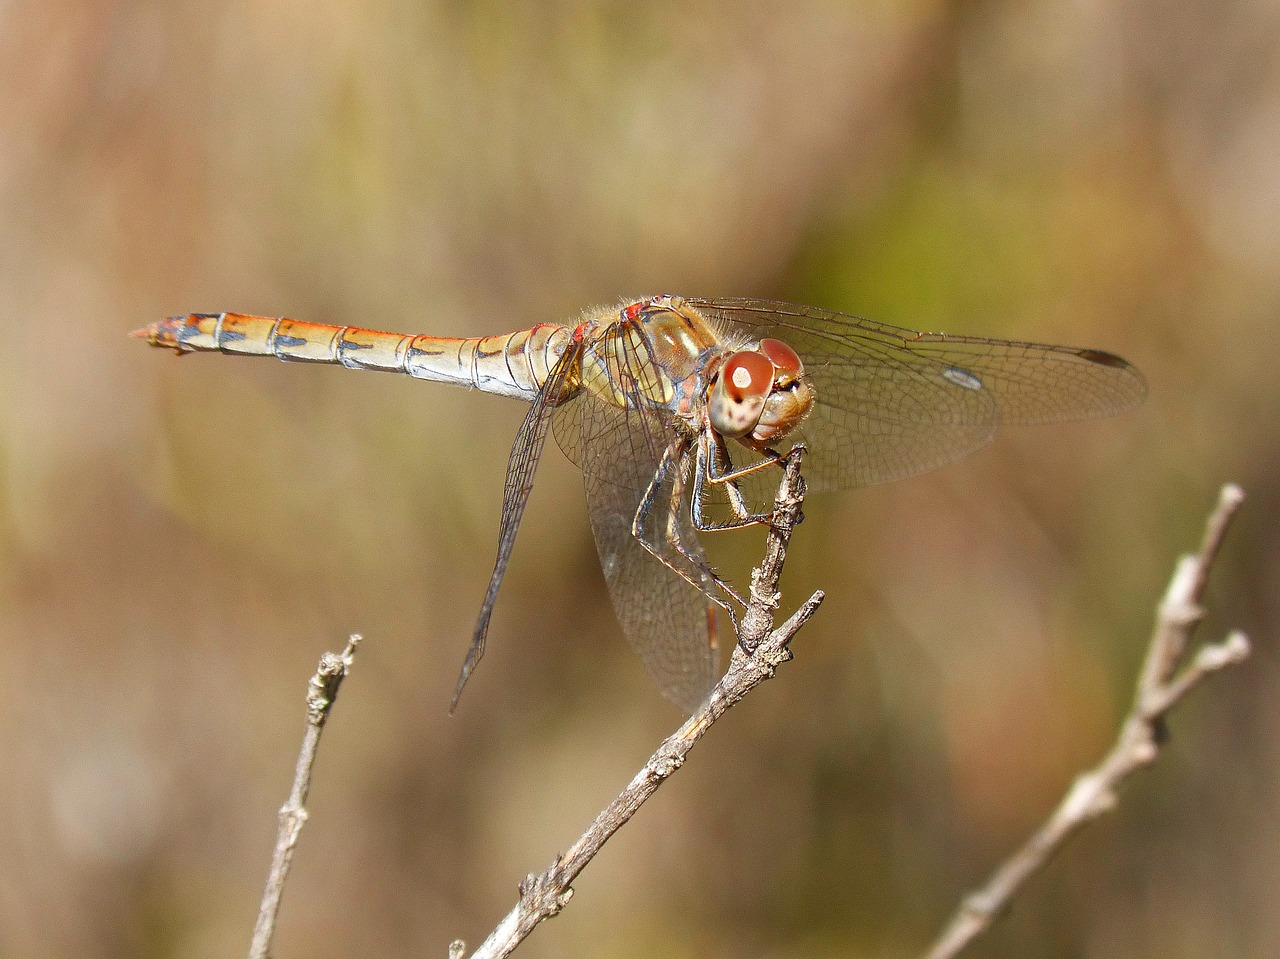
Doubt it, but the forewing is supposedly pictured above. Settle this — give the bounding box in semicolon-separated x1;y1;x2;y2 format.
687;298;1146;492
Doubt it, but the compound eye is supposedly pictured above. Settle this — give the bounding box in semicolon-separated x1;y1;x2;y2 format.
724;350;774;398
709;350;773;438
758;338;803;378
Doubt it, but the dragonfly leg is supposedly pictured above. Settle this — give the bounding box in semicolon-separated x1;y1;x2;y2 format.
691;428;785;533
707;440;786;486
665;444;752;613
631;440;748;616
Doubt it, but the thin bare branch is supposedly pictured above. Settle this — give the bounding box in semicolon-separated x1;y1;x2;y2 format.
249;634;361;959
923;485;1250;959
458;448;821;959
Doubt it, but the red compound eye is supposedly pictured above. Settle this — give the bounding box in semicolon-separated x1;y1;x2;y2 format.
709;350;773;438
722;351;773;401
759;338;803;377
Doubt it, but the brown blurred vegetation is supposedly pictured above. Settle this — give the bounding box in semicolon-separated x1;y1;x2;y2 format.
1;1;1276;957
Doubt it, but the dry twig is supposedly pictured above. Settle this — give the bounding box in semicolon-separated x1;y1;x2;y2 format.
922;485;1250;959
248;634;361;959
457;448;823;959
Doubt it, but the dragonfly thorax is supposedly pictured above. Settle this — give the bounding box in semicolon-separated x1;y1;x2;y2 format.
623;295;816;448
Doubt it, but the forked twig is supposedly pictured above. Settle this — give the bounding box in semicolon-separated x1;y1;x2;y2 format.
922;485;1250;959
249;634;361;959
456;448;823;959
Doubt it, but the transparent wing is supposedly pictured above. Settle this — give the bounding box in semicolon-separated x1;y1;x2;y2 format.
686;297;1147;492
451;339;580;710
553;349;720;711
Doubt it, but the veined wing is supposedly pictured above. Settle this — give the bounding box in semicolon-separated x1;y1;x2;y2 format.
553;352;720;711
686;297;1146;492
451;334;582;710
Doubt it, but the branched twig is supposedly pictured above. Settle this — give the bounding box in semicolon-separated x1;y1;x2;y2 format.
248;634;362;959
922;485;1251;959
457;448;823;959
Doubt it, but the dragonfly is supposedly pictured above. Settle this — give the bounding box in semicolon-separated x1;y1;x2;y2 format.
134;295;1145;711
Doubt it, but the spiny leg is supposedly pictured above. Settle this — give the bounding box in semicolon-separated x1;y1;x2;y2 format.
664;441;751;613
691;427;789;533
631;440;748;616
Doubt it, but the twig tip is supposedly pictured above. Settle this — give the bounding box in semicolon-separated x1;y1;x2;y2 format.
1204;631;1251;669
1219;483;1245;509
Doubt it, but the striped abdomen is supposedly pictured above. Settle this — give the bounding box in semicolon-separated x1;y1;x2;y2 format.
134;313;573;400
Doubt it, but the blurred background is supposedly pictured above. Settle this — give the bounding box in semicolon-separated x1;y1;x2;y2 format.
1;1;1275;957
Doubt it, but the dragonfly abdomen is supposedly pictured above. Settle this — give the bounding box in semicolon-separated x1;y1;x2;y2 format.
134;313;571;400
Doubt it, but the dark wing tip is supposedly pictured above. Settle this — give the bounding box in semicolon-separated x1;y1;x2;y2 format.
1075;348;1132;370
1082;348;1148;411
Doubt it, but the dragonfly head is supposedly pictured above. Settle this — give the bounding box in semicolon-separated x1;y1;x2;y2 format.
708;338;814;444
